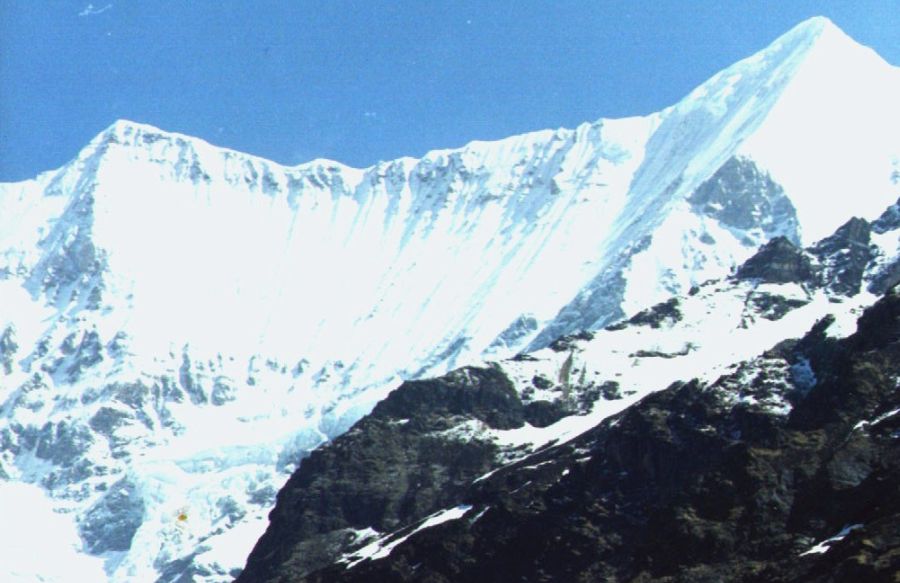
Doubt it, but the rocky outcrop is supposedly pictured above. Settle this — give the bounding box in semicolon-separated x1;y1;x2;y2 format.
23;184;107;310
79;478;145;553
733;200;900;299
0;325;17;375
272;288;899;583
735;236;816;284
234;199;900;583
809;217;874;296
236;367;528;583
869;197;900;294
872;197;900;233
689;156;800;244
606;297;683;330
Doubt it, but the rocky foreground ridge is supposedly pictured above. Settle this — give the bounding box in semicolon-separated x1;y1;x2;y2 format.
235;200;900;582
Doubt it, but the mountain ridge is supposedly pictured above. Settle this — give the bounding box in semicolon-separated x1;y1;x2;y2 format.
0;16;898;582
51;16;884;180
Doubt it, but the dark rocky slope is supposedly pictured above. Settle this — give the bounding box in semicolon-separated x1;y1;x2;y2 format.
235;368;529;581
236;200;900;583
256;288;900;583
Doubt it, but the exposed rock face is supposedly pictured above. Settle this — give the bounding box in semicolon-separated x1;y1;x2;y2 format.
79;478;145;553
809;217;874;296
869;197;900;294
872;197;900;233
23;185;107;310
234;204;900;582
689;156;800;244
735;236;816;284
734;207;899;300
607;297;683;330
237;367;528;582
241;289;899;583
0;325;17;375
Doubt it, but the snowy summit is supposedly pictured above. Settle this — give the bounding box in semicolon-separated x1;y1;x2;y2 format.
0;16;898;582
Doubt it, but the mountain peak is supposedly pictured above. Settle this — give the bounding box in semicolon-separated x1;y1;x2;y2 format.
733;14;900;244
789;15;835;37
95;119;188;149
3;16;899;583
778;14;895;76
780;15;857;52
105;118;159;135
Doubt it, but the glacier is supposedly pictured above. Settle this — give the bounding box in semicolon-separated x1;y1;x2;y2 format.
0;16;898;582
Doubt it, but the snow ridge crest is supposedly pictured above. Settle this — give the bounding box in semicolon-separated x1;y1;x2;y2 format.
0;16;899;583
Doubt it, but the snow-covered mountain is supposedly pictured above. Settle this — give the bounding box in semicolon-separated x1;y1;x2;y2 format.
0;16;898;582
237;275;900;582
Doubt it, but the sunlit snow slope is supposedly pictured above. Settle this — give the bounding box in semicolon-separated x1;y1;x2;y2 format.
0;16;898;582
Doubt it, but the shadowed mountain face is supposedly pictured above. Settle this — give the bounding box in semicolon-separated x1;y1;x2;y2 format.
300;290;899;583
235;200;900;582
689;156;800;243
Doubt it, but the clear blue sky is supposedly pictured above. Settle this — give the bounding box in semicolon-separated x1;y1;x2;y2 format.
1;1;898;181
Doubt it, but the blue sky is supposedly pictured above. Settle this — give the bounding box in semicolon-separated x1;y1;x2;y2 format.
1;1;898;181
